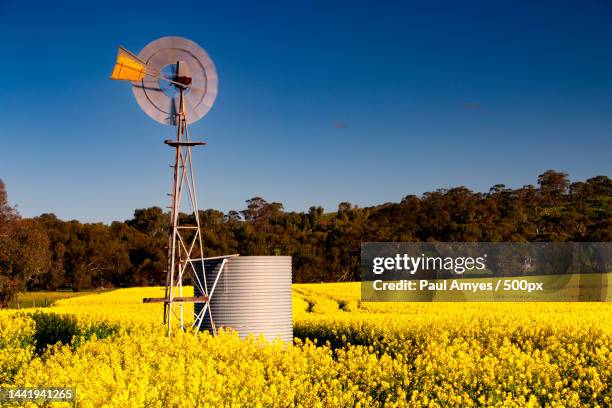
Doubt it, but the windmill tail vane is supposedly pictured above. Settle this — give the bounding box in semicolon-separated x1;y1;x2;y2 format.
110;46;147;81
110;46;189;89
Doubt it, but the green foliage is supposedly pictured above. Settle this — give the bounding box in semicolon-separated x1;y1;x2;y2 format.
30;311;79;354
0;180;51;302
0;276;19;308
28;311;120;354
74;320;122;347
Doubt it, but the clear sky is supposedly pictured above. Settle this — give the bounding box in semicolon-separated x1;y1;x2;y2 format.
0;1;611;223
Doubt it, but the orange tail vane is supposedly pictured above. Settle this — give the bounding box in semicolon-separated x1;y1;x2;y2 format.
110;46;147;81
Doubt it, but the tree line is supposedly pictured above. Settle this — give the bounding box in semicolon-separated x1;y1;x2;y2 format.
0;170;610;304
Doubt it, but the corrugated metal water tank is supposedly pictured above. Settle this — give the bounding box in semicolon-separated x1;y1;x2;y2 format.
194;256;293;342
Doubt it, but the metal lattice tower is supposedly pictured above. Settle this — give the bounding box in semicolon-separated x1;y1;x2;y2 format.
162;88;208;333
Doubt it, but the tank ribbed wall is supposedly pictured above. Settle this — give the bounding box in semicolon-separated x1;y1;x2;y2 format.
194;256;293;342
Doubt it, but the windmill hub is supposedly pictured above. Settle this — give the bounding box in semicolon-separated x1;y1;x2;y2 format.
160;61;192;97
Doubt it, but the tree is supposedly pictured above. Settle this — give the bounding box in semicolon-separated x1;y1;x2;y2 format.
0;276;19;308
8;219;51;288
241;197;268;221
538;170;569;196
0;183;51;301
225;210;242;222
126;207;167;238
307;206;324;227
0;179;17;226
0;180;24;306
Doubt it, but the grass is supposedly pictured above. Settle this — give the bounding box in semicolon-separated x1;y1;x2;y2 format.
9;290;98;308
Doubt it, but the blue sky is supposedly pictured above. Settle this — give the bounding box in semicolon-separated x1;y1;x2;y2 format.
0;1;611;223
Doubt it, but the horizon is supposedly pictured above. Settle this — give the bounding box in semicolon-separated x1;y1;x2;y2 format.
3;169;604;225
1;0;611;223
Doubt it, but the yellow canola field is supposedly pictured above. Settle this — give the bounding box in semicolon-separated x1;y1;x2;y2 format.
0;283;610;407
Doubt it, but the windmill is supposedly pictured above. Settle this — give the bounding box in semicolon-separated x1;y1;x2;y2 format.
110;36;233;334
